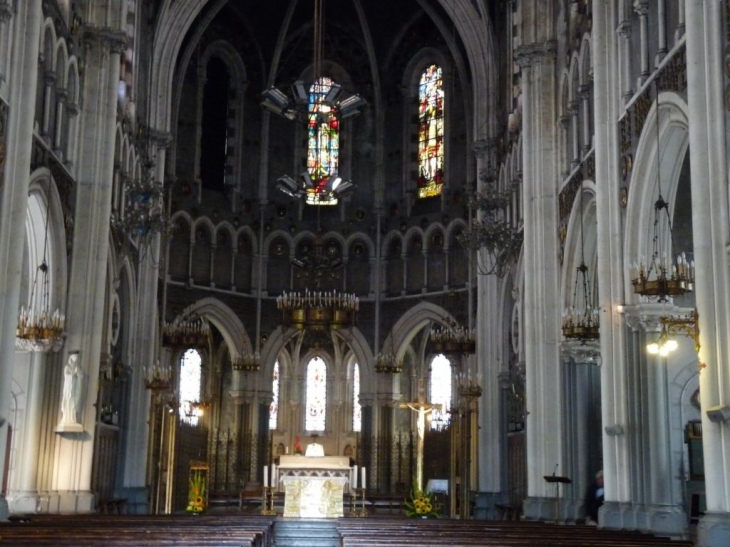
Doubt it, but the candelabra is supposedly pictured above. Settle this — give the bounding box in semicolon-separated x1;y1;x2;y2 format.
112;163;168;244
374;352;403;374
144;360;172;390
630;88;694;302
350;487;368;517
16;305;66;352
630;245;695;302
276;289;358;331
162;317;210;348
232;353;260;372
260;486;277;516
430;324;476;355
646;309;700;356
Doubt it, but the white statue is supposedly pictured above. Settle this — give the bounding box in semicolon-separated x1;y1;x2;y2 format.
60;353;83;426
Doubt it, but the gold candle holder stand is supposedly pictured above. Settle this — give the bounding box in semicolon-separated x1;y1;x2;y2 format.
260;486;277;516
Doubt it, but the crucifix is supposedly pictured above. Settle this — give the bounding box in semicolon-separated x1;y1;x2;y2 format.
400;379;441;493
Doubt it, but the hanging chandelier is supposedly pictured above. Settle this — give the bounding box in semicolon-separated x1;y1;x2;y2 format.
261;0;366;124
562;185;600;342
276;289;358;331
374;352;403;374
430;324;476;355
265;0;362;206
232;352;261;372
113;158;168;243
144;360;172;390
162;317;211;349
458;181;522;277
16;205;65;353
630;86;694;302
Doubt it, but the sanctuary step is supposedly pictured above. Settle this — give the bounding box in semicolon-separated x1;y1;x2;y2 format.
273;518;340;547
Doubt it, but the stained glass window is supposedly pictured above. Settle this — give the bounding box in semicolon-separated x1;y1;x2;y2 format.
180;349;202;426
307;77;340;206
353;363;361;432
429;354;451;430
417;64;444;199
269;361;280;430
305;356;327;431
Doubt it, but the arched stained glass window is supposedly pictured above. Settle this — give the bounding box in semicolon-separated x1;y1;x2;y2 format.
269;361;280;430
180;349;202;426
353;363;361;432
307;77;340;206
429;354;451;430
417;64;444;199
305;356;327;431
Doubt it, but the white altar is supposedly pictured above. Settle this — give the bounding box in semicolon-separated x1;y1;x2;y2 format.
275;455;353;518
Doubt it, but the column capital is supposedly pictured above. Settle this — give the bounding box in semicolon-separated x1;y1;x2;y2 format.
560;339;601;365
473;139;489;158
83;26;128;54
623;303;693;332
616;20;632;39
514;41;558;68
0;1;13;23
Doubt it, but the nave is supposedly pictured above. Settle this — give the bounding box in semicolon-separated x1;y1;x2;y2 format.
0;513;697;547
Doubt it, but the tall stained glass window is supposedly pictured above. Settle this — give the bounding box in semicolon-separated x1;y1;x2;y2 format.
305;356;327;431
417;64;444;199
269;361;280;430
353;363;361;432
429;354;451;430
180;349;202;426
307;77;340;205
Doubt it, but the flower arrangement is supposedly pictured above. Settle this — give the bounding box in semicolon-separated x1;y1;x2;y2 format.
405;483;439;518
186;470;206;513
294;435;303;455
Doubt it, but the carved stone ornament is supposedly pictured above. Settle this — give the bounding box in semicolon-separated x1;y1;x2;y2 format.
623;303;692;333
473;139;489;158
514;41;558;68
561;339;601;365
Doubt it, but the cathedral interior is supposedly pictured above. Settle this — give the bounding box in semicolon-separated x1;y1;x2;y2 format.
0;1;729;546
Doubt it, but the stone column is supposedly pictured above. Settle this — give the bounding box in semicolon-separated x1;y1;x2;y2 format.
616;7;634;103
685;1;730;544
560;341;601;522
474;139;507;519
0;0;43;521
592;0;633;529
52;23;125;513
516;39;565;522
623;305;688;538
633;0;650;86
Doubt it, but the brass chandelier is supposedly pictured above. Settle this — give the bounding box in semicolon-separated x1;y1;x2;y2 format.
430;323;476;355
458;177;522;277
562;184;599;342
630;87;694;302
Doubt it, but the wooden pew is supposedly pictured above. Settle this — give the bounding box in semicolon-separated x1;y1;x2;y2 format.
0;514;275;547
336;518;694;547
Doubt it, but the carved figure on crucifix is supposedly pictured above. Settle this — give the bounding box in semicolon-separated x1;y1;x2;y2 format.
400;379;441;493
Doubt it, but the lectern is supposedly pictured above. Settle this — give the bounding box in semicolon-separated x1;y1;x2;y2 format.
543;475;571;523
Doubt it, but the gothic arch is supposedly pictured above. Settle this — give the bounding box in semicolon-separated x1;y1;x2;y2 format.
624;92;689;302
176;297;253;360
385;301;458;359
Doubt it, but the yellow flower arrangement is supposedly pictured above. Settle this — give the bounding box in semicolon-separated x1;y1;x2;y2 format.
404;483;439;518
186;470;207;513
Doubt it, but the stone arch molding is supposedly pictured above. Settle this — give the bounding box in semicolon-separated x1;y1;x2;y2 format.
385;301;459;358
176;297;252;358
259;326;375;394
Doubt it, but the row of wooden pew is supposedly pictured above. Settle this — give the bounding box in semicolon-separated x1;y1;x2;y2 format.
336;518;695;547
0;514;275;546
0;513;695;547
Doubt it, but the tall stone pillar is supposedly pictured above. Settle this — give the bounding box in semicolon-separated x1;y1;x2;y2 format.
592;0;634;529
0;0;43;521
474;139;508;519
685;1;730;545
516;40;565;521
52;22;125;513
